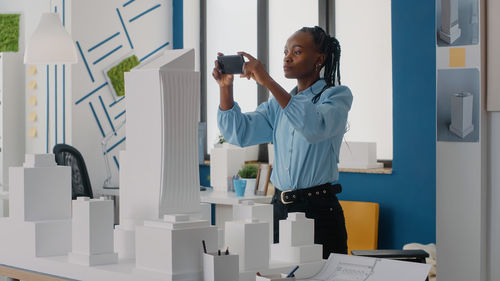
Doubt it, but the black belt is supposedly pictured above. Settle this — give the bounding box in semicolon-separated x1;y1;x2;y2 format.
274;183;342;205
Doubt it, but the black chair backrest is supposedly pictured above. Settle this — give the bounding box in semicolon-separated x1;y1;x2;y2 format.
53;144;94;200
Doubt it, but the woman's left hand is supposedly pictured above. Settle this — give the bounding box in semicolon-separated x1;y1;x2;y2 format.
238;52;272;86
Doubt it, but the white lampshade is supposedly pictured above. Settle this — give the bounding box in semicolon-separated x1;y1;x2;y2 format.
24;13;77;64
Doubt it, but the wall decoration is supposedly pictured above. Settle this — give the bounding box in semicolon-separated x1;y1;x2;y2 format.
28;95;37;107
28;111;38;122
436;0;479;46
0;14;20;52
437;68;480;142
28;126;37;137
104;54;140;99
27;80;37;90
28;65;37;75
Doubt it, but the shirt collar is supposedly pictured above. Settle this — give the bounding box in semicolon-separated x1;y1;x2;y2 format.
290;79;327;96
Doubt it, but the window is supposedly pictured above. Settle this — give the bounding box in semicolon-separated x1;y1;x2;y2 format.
205;0;258;152
201;0;393;162
335;0;393;160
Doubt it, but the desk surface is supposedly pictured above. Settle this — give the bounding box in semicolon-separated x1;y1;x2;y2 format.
200;189;272;205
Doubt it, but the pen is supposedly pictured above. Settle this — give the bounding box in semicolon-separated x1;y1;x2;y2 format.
218;249;221;256
286;265;299;278
225;247;229;255
202;240;207;254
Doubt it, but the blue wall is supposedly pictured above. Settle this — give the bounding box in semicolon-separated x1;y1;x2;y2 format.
338;0;436;249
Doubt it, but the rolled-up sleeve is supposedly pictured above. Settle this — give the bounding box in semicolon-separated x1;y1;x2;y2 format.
283;85;353;143
217;101;275;147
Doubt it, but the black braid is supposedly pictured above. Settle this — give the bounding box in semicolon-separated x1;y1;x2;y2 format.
299;26;341;103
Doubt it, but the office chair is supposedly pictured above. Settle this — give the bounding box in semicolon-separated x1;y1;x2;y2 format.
53;144;94;200
339;200;379;254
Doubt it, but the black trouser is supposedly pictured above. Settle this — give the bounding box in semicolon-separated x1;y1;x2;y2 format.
272;188;348;259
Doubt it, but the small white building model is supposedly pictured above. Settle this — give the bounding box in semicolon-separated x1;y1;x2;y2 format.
210;143;246;192
1;154;72;257
338;142;383;169
449;92;474;138
69;197;118;266
225;218;270;271
233;200;273;245
439;0;461;44
270;213;322;264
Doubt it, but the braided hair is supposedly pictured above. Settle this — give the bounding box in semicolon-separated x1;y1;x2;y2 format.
299;26;341;103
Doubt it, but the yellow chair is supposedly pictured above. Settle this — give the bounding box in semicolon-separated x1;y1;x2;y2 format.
339;200;380;254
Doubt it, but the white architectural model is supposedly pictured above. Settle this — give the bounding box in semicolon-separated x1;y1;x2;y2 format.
338;142;383;169
210;143;246;192
135;214;217;280
0;154;71;257
115;49;201;258
439;0;461;44
225;218;270;271
449;92;474;138
271;213;322;264
202;252;239;281
233;200;273;245
69;197;118;266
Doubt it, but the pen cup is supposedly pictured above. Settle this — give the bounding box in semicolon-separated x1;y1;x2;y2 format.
203;252;239;281
255;273;296;281
233;179;247;197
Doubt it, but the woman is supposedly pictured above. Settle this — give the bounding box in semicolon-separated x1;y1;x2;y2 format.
213;26;353;257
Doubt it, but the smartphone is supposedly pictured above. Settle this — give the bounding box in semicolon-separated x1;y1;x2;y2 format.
217;55;245;74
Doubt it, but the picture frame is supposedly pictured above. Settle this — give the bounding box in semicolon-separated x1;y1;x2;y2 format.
255;164;272;196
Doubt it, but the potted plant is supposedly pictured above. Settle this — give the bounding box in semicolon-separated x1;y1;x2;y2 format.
238;164;258;196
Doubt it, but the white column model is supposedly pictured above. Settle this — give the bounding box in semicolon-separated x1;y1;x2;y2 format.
114;49;201;258
449;92;474;138
69;197;118;266
439;0;461;44
0;154;71;257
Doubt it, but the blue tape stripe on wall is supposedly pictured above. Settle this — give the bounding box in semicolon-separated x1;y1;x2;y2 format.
106;137;126;154
89;102;105;138
75;82;108;105
88;32;120;52
98;96;116;136
123;0;135;7
63;64;66;143
129;4;161;23
113;156;120;170
55;65;58;143
337;0;437;249
46;65;49;153
114;110;126;120
116;8;134;49
93;45;123;65
63;0;65;26
109;96;125;107
140;42;169;62
76;41;95;82
172;0;182;49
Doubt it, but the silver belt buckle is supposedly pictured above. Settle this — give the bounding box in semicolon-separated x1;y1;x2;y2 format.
280;190;293;205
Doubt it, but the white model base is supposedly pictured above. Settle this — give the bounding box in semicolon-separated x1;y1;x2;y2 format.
135;215;217;278
439;25;461;44
270;243;323;264
0;218;71;257
68;251;118;266
449;124;474;138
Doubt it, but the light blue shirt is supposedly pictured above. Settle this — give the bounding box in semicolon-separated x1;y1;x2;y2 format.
217;79;353;191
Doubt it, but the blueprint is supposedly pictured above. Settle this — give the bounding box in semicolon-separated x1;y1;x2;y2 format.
300;254;431;281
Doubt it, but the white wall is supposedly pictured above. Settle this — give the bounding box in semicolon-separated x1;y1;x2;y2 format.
488;113;500;281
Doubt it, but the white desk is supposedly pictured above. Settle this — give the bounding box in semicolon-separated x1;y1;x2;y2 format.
200;189;272;228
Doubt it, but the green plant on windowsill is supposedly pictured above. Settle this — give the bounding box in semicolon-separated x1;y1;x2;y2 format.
217;134;226;145
238;164;258;179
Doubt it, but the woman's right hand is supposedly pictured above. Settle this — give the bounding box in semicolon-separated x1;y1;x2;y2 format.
212;52;234;88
